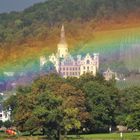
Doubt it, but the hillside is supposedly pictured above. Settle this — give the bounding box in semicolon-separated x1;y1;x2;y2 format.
0;0;140;90
0;0;140;43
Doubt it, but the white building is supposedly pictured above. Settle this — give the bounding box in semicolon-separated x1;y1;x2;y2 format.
0;104;10;122
40;25;99;78
103;68;119;81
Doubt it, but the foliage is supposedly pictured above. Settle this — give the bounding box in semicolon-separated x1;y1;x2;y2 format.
67;73;119;133
115;86;140;130
41;61;56;74
126;103;140;130
0;120;3;128
3;120;12;128
0;0;139;44
0;95;3;102
83;80;118;132
5;73;87;139
4;73;140;138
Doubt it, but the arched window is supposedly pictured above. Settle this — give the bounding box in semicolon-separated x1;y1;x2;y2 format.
87;60;90;64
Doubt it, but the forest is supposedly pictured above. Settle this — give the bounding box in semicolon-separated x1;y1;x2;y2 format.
3;73;140;140
0;0;140;44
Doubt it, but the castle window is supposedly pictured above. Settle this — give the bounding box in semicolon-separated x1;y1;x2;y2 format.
0;114;2;117
87;66;89;70
87;60;90;64
63;67;65;71
83;71;86;74
83;66;85;70
63;72;65;75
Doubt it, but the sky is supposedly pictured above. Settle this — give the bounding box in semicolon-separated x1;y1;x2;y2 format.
0;0;46;13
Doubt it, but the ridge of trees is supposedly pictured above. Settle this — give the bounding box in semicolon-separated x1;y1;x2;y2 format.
0;0;140;44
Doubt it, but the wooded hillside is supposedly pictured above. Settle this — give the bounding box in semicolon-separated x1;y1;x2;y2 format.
0;0;140;44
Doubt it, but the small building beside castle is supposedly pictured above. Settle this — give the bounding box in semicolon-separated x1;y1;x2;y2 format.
103;68;119;81
40;25;99;78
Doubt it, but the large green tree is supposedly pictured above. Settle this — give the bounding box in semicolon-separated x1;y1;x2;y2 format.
5;73;88;139
126;103;140;130
83;80;118;132
116;86;140;127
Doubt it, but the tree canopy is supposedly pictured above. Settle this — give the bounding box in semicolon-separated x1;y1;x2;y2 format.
0;0;139;43
4;73;140;138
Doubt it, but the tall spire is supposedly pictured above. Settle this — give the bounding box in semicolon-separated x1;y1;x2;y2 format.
60;24;66;44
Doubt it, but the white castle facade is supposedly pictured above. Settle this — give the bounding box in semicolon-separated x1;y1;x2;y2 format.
40;25;99;78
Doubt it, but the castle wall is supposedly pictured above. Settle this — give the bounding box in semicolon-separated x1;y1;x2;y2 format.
59;65;80;78
40;25;99;78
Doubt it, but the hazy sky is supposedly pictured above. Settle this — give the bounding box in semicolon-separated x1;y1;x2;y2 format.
0;0;46;13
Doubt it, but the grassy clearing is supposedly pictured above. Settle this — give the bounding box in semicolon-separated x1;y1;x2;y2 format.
0;132;140;140
68;132;140;140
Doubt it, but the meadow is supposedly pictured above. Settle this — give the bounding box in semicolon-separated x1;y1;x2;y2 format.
1;132;140;140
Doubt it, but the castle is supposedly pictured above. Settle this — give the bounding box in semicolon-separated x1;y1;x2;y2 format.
40;25;99;78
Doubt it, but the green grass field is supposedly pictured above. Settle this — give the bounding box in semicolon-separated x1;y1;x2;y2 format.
0;132;140;140
68;132;140;140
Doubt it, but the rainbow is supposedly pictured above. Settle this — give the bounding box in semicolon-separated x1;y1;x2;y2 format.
0;23;140;90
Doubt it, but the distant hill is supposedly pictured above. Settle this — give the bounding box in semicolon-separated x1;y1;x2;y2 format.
0;0;140;43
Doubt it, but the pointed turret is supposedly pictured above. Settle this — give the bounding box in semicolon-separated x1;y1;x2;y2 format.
60;24;66;44
57;24;69;58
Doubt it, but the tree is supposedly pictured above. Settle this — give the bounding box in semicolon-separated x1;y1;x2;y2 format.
33;91;63;139
5;74;88;139
31;73;64;93
83;81;118;132
32;75;88;138
125;103;140;130
15;19;23;29
4;95;17;120
3;120;12;128
0;120;3;128
0;95;3;102
116;87;140;127
41;61;56;74
56;83;89;133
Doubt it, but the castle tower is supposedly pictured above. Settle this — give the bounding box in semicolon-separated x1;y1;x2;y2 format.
57;25;69;58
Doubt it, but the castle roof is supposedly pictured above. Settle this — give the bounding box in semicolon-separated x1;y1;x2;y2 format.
59;24;67;44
